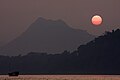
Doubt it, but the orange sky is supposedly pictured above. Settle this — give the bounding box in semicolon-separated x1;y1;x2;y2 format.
0;0;120;46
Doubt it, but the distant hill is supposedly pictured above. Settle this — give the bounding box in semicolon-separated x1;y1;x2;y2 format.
0;29;120;74
0;17;94;56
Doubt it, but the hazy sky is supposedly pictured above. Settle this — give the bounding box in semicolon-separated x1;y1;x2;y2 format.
0;0;120;46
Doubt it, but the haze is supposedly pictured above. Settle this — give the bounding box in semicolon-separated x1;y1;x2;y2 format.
0;0;120;46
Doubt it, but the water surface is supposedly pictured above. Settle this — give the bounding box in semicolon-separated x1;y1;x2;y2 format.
0;75;120;80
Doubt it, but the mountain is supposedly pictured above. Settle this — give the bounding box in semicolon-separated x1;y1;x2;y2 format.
0;29;120;74
0;17;94;56
76;29;120;74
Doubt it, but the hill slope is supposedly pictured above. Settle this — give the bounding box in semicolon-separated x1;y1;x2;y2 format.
77;29;120;74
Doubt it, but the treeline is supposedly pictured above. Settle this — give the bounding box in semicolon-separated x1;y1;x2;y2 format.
0;29;120;74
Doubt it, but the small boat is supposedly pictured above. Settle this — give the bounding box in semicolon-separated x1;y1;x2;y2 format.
8;71;19;77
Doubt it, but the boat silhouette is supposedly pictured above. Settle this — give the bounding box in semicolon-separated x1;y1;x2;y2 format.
8;71;19;76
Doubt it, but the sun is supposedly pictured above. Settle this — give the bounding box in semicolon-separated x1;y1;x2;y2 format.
92;15;103;26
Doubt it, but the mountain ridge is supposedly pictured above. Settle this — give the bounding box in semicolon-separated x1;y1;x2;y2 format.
0;17;94;56
0;29;120;74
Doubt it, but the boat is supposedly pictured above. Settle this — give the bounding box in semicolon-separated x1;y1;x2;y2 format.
8;71;19;76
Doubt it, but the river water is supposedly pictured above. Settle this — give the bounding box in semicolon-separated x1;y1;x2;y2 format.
0;75;120;80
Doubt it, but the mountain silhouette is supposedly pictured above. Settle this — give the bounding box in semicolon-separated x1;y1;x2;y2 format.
76;29;120;74
0;17;94;56
0;29;120;74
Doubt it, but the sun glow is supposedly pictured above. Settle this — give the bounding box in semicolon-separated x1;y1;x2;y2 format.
92;15;103;26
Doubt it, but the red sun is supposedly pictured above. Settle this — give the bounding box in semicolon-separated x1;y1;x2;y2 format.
92;15;103;26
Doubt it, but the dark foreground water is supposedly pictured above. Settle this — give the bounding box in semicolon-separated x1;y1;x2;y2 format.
0;75;120;80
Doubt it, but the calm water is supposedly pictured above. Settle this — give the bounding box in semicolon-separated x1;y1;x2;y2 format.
0;75;120;80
